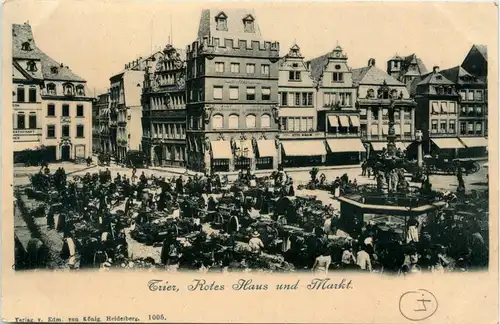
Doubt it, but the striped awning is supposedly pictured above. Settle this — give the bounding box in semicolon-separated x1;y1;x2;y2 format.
326;138;366;153
282;140;327;156
328;116;339;127
211;141;232;159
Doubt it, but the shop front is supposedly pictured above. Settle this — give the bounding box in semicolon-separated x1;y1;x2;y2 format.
281;140;327;168
210;140;232;173
255;139;277;170
458;137;488;158
430;137;465;159
326;138;365;165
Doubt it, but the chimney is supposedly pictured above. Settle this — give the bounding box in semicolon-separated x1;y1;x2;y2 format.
368;58;376;67
433;66;440;73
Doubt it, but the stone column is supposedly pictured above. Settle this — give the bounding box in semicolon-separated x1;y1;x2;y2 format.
400;107;405;140
378;106;383;141
411;107;416;139
150;145;155;166
276;139;282;169
204;141;211;174
366;107;372;140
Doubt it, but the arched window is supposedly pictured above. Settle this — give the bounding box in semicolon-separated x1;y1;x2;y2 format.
367;89;375;99
212;114;223;129
21;42;31;51
228;114;239;129
261;114;271;128
76;85;85;96
246;114;256;128
390;89;398;98
26;61;37;72
47;83;56;95
64;83;74;96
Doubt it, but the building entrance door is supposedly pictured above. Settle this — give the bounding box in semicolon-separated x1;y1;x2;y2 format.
61;145;70;161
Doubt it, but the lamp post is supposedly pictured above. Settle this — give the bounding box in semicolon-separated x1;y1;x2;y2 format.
415;129;423;168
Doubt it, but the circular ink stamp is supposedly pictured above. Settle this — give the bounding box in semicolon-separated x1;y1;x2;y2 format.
399;289;438;321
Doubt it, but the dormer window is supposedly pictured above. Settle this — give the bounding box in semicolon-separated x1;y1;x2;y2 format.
367;89;375;99
64;83;74;96
47;83;56;95
76;85;85;96
243;14;255;33
21;42;31;51
215;12;228;31
51;66;58;74
26;61;37;72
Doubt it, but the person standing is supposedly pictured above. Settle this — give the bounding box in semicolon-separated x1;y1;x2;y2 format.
406;216;420;243
312;249;332;274
356;245;372;272
248;231;265;253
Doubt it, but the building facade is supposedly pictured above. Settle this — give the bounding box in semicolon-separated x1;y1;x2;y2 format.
95;93;111;153
413;67;462;158
91;97;100;153
185;9;280;173
309;45;364;166
352;59;417;159
141;45;187;167
13;23;93;162
387;53;428;86
461;45;487;83
440;66;488;157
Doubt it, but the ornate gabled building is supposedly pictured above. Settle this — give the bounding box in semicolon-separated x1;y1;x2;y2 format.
277;44;322;167
309;45;364;166
13;23;93;162
141;45;187;167
440;65;488;157
185;9;280;173
352;59;417;158
413;66;462;158
387;53;428;86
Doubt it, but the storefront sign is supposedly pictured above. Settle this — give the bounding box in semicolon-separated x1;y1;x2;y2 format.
213;105;271;113
223;79;260;86
14;135;40;142
280;132;324;139
13;129;41;135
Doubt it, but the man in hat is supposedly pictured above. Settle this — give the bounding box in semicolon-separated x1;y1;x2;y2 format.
248;231;264;253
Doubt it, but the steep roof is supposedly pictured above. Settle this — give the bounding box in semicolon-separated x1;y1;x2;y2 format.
12;23;86;82
197;8;263;42
308;52;330;81
473;44;487;61
417;71;455;86
440;66;485;85
408;76;423;97
351;65;404;86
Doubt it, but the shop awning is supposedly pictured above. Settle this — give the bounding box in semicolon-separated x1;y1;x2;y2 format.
282;140;327;156
431;138;465;149
382;125;389;135
211;141;232;159
371;142;387;151
326;138;366;153
328;116;339;127
338;116;349;127
459;137;488;148
256;140;277;157
396;142;410;150
349;115;360;127
235;140;254;158
370;125;378;135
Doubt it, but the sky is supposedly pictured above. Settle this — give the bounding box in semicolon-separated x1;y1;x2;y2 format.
4;1;497;96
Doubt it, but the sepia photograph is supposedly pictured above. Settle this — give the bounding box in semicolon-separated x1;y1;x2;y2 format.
10;2;492;276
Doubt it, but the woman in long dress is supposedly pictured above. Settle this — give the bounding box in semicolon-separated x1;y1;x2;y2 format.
312;249;332;274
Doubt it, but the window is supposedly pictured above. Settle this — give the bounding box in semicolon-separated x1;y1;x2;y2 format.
76;85;85;96
246;64;255;74
47;104;55;116
295;93;300;106
476;106;482;115
431;120;438;133
460;90;466;101
228;114;239;129
294;117;300;131
468;106;474;115
47;125;55;138
460;122;466;135
29;113;36;129
76;125;84;138
243;18;255;33
300;117;308;132
449;120;456;133
261;114;271;128
17;87;25;102
246;114;256;128
446;87;452;95
280;92;288;106
467;123;474;135
229;87;239;100
287;118;294;131
476;122;482;135
431;102;439;114
262;87;271;100
230;63;240;73
28;87;36;102
246;87;256;100
448;102;456;114
289;71;301;81
64;84;74;96
216;16;227;31
467;90;474;101
17;113;25;129
306;117;313;131
261;64;270;75
438;87;444;95
335;64;341;69
47;83;56;95
21;42;31;51
77;105;84;117
440;120;447;133
213;86;223;100
332;72;344;82
475;90;483;101
279;117;287;131
215;62;224;73
212;114;223;129
62;125;70;137
26;61;37;72
62;104;70;117
359;108;367;116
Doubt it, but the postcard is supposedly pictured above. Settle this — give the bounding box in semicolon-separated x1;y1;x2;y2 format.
2;1;498;323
